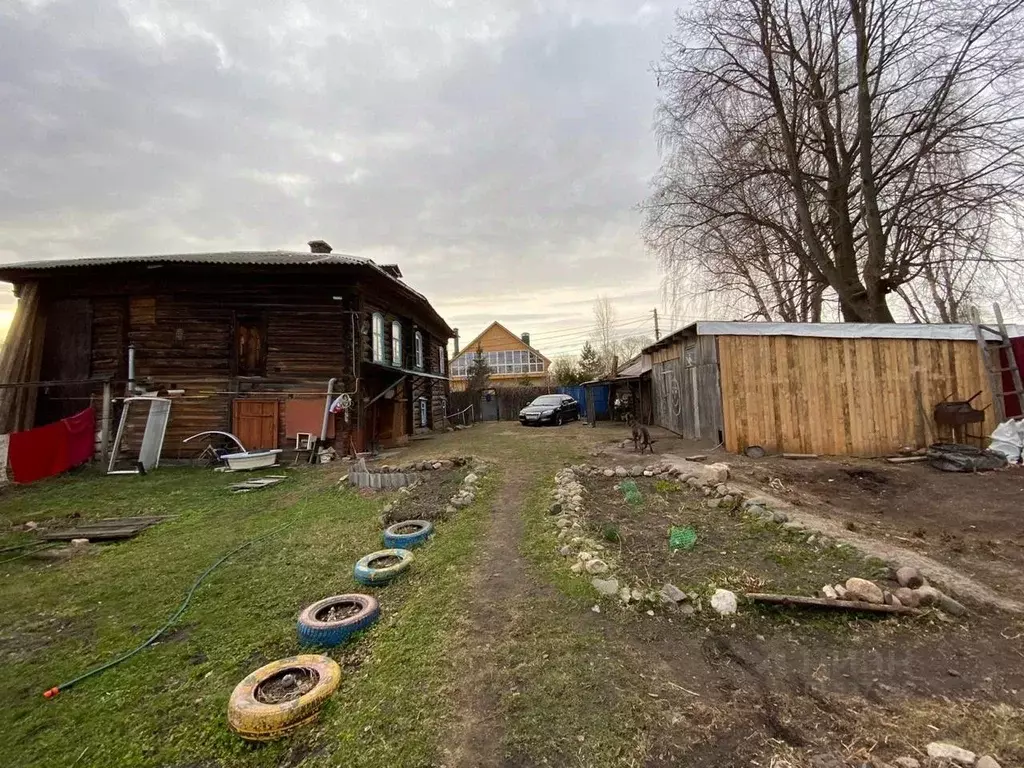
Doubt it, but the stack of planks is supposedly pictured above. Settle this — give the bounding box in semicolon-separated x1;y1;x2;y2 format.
0;282;45;434
39;515;173;542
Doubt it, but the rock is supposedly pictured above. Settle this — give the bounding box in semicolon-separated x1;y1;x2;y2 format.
584;558;609;575
704;462;729;484
894;587;920;608
710;588;738;615
976;755;1002;768
432;462;442;470
893;759;920;768
936;592;969;617
558;545;572;556
772;511;789;523
71;538;89;546
603;469;615;477
720;495;734;506
592;577;619;596
834;585;848;599
926;742;976;765
571;495;584;506
549;502;563;515
627;466;641;477
915;585;942;606
643;470;654;477
570;562;584;574
890;595;903;608
661;583;688;604
614;466;628;477
821;585;838;599
883;590;895;605
844;577;884;604
619;586;633;603
577;551;593;562
746;504;768;518
895;565;925;588
445;505;457;515
24;521;38;530
631;588;645;602
556;518;572;529
440;460;454;469
715;483;729;496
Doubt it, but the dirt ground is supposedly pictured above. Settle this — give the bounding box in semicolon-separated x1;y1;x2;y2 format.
729;456;1024;598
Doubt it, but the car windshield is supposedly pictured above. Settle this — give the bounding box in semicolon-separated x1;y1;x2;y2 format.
530;396;563;406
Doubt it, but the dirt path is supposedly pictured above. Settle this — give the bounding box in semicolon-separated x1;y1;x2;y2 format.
443;462;544;767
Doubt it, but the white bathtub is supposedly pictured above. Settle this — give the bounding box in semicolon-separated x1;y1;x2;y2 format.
222;449;283;471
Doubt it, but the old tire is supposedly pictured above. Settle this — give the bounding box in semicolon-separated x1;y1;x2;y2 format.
383;519;433;549
353;548;413;586
297;594;380;647
227;655;341;741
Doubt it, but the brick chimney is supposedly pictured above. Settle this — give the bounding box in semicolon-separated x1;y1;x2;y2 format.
308;240;333;254
521;332;531;346
453;328;460;356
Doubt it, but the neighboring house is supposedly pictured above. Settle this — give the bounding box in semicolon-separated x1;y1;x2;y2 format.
642;321;1022;456
449;321;550;392
0;240;453;454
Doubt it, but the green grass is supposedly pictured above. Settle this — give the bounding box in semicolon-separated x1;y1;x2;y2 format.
0;465;491;767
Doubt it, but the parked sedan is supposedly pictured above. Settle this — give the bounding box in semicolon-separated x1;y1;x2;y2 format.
519;395;579;426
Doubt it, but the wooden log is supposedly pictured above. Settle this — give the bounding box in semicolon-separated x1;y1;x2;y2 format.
885;455;927;464
782;453;818;460
40;528;147;541
746;592;921;615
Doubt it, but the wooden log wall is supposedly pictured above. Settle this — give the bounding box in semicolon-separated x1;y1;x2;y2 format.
716;334;997;456
648;335;723;441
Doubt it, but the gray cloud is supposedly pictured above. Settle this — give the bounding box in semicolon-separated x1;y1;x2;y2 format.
0;0;678;355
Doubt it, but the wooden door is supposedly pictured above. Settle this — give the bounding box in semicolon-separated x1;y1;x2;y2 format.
37;299;92;425
232;400;279;450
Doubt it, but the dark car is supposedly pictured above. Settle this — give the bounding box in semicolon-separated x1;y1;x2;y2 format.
519;395;579;426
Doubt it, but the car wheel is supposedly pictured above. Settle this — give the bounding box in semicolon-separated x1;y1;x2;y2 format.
556;413;563;426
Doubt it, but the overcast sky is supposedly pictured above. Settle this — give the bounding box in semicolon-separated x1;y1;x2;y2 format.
0;0;685;356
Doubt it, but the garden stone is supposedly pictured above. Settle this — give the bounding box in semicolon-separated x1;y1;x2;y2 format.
619;586;632;602
661;583;688;604
643;470;654;477
570;562;583;574
893;759;920;768
746;505;768;518
603;469;615;477
720;495;734;506
577;551;593;562
710;589;738;615
834;585;848;599
615;466;628;477
845;577;884;604
572;495;584;505
936;592;969;617
821;585;838;599
976;756;1002;768
894;587;920;607
556;518;572;529
630;588;644;602
895;565;924;588
559;545;572;556
592;577;619;596
584;559;609;575
772;511;789;523
915;585;942;606
926;743;976;765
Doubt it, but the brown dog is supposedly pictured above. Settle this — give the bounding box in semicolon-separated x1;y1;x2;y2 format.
628;417;655;454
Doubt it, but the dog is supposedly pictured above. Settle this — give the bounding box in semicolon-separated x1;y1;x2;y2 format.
628;416;655;454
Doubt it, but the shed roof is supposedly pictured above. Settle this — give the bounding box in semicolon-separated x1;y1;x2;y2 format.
644;320;1022;352
0;250;452;336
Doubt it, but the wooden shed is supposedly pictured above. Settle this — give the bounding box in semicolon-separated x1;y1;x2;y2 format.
642;322;1017;457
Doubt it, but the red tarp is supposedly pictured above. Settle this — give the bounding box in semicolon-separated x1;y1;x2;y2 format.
1002;338;1024;419
7;407;95;484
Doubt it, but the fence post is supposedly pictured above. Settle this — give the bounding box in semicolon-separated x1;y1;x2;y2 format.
100;381;112;466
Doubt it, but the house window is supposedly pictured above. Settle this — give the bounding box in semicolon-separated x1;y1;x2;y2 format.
236;315;267;376
439;346;446;375
392;321;403;367
372;313;385;363
419;397;428;428
415;331;424;370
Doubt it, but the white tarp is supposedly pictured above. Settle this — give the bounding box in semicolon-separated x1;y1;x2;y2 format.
694;321;1023;342
0;433;8;485
989;418;1024;464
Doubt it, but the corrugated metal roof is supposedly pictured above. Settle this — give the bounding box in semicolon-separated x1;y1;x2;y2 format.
644;321;1021;352
0;251;454;336
0;251;369;270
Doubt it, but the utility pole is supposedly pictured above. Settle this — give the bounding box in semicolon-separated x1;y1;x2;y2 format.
653;308;660;340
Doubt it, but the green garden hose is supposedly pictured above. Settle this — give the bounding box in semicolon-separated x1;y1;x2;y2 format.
42;519;297;699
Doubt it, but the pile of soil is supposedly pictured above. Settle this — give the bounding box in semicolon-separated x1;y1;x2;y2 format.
381;468;469;524
255;667;318;704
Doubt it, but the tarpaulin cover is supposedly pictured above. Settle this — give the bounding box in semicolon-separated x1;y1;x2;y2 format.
7;407;95;484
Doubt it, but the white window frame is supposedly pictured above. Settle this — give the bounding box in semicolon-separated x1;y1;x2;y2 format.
418;397;428;427
391;320;402;367
372;313;385;363
439;346;446;375
414;330;424;370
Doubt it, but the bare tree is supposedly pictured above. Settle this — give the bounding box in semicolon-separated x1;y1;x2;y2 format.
593;296;617;361
644;0;1024;323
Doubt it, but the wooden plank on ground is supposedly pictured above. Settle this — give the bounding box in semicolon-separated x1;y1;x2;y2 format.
746;593;921;615
40;528;148;541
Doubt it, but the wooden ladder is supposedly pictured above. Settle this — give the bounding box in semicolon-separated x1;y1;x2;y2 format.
972;303;1024;424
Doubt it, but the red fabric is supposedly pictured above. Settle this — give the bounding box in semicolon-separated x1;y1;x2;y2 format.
7;407;95;484
63;408;95;467
1003;338;1024;419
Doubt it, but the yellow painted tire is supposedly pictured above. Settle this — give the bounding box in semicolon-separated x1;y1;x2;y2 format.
227;654;341;741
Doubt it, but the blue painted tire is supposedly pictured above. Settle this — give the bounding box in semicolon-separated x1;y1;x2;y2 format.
382;520;434;549
353;549;413;586
297;594;379;647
